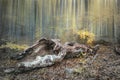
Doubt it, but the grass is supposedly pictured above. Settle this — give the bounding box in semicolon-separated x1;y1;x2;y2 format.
0;42;28;50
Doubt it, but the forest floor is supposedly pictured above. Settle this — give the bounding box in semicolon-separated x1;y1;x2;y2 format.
0;42;120;80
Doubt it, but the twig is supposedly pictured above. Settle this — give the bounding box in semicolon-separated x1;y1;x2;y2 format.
89;54;99;65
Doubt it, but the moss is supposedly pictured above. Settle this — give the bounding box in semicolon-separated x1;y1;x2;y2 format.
0;42;28;51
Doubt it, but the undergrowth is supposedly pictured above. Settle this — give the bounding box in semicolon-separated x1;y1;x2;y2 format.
76;30;95;44
0;42;28;50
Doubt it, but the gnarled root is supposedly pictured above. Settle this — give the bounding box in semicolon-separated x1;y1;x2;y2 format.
7;38;99;74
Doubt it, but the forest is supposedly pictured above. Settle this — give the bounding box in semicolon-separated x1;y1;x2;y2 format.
0;0;120;80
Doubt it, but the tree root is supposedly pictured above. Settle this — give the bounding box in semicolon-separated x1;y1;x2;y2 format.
5;38;99;74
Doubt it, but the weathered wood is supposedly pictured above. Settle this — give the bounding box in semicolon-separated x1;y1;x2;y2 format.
7;38;99;73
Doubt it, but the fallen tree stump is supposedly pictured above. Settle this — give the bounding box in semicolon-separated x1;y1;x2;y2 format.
5;38;99;73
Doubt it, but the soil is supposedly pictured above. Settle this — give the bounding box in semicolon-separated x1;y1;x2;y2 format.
0;45;120;80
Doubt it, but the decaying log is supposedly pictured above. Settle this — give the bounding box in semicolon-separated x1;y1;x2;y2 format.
10;38;56;60
6;38;99;73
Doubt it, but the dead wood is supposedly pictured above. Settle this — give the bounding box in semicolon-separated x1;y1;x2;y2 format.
7;38;99;73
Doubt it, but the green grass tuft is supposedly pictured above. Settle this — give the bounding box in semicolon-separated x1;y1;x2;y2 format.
0;42;28;50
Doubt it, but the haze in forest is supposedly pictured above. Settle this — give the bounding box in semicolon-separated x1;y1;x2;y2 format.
0;0;120;44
